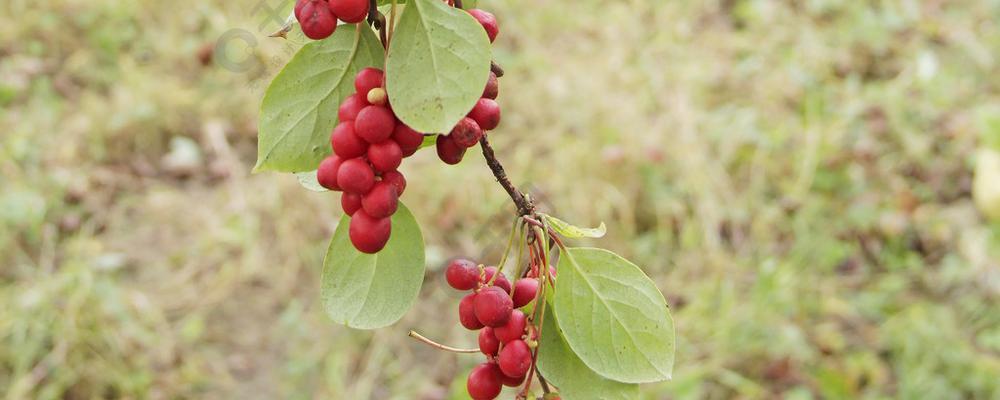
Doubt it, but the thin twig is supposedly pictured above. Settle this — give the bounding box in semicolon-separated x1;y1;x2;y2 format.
408;331;479;353
480;136;535;216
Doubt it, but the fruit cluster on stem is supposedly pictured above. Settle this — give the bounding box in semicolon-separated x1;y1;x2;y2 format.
295;0;370;40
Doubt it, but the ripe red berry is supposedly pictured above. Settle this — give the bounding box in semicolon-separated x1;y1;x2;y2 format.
381;170;407;196
349;210;391;254
450;117;483;148
467;9;499;43
298;0;338;40
474;286;513;327
338;93;368;122
501;372;525;387
316;155;343;191
493;310;526;343
367;140;402;173
328;0;368;23
361;181;399;218
482;72;499;100
498;339;532;379
436;134;466;165
469;98;501;131
354;68;384;97
467;363;503;400
392;124;424;157
511;278;539;308
479;327;500;357
341;192;362;216
331;122;368;159
336;158;375;194
482;266;512;293
446;259;479;290
354;106;396;143
459;293;484;330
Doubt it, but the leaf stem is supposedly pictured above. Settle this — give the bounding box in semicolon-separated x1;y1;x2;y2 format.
408;331;479;353
479;135;535;217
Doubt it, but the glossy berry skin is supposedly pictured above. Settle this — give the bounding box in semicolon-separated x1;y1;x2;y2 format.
349;210;391;254
483;72;499;100
436;134;466;165
329;0;368;23
450;117;483;148
336;158;375;194
479;327;500;357
493;310;526;343
474;286;513;327
338;93;368;122
392;124;424;157
298;0;337;40
498;339;532;379
459;293;484;330
467;363;503;400
482;266;512;293
361;181;399;218
367;140;402;173
512;278;539;308
469;98;501;131
501;372;525;387
381;170;407;196
341;192;362;215
316;156;343;191
354;68;385;98
446;259;479;290
467;9;499;43
331;122;368;159
355;106;396;143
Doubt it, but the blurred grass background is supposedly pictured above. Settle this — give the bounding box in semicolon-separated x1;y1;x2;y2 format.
3;0;1000;399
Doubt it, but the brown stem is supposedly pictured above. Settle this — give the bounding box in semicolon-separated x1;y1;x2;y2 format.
537;371;552;394
454;0;464;9
491;61;505;78
408;331;479;353
480;135;535;216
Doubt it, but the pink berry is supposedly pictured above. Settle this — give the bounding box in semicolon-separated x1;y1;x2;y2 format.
493;310;526;343
467;9;499;43
349;210;391;254
329;0;368;23
467;363;503;400
354;68;384;97
498;339;532;379
474;286;513;327
355;106;396;143
336;158;375;194
450;117;483;148
469;98;501;131
446;259;479;290
298;0;337;40
479;327;500;357
482;72;499;100
436;134;466;165
361;181;399;218
459;293;484;330
316;155;343;191
501;372;525;387
482;266;511;293
511;278;539;308
338;93;368;122
331;122;368;159
381;170;407;196
341;192;362;216
392;124;424;157
367;140;402;173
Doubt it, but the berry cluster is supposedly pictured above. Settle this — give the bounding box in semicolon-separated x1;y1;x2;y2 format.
316;67;425;253
295;0;369;40
436;9;503;165
445;259;541;400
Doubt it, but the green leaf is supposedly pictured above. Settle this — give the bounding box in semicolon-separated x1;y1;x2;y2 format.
295;171;328;192
541;214;607;239
537;306;640;400
321;203;425;329
255;24;384;173
385;0;491;133
552;248;675;383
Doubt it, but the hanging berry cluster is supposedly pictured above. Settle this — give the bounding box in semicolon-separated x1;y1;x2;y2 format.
295;0;369;40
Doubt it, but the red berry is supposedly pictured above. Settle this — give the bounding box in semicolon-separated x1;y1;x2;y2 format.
298;0;337;40
354;68;384;97
329;0;368;23
467;9;499;43
338;93;368;122
479;327;500;357
436;134;466;165
498;339;532;379
361;181;399;218
482;72;499;100
381;170;407;196
493;310;526;343
500;373;525;387
467;363;503;400
349;210;391;254
450;117;483;148
331;122;368;159
367;140;402;173
355;106;396;143
316;156;343;191
459;293;484;330
511;278;539;308
336;158;375;194
446;259;479;290
482;266;512;293
393;124;424;157
294;0;308;22
341;192;362;215
469;98;501;131
474;286;513;327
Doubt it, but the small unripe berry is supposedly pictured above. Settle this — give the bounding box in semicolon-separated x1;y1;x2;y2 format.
459;293;484;330
482;72;499;100
349;210;391;254
354;68;385;98
436;134;466;165
446;259;479;290
361;181;399;218
482;266;512;293
498;339;532;379
381;170;407;196
467;9;499;43
474;286;513;327
338;93;368;122
466;363;503;400
298;0;337;40
450;117;483;148
341;192;362;216
366;87;388;106
336;158;375;194
328;0;368;23
469;98;501;131
479;327;500;357
331;122;368;159
367;140;402;173
316;156;343;191
355;106;396;143
512;278;539;308
493;310;526;343
392;124;424;157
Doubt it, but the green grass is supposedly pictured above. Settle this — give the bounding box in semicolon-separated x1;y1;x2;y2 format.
2;0;1000;399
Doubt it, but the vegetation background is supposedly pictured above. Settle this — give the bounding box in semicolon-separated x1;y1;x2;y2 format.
2;0;1000;399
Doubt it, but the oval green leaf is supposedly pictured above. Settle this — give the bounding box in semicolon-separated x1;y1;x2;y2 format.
541;214;607;239
255;24;384;173
385;0;491;133
321;203;425;329
295;170;328;192
552;247;675;383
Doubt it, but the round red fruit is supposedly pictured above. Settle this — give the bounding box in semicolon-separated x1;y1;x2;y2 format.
474;286;513;327
355;106;396;143
393;124;424;156
501;372;525;387
329;0;368;23
436;134;466;165
512;278;539;308
483;71;499;100
450;117;483;148
338;93;368;122
467;363;503;400
349;210;391;254
336;158;375;194
459;293;484;330
479;327;500;357
482;266;512;293
469;98;501;131
381;170;407;196
341;192;362;216
498;339;532;379
354;68;385;97
331;122;367;159
446;258;479;290
367;140;402;172
298;0;337;40
493;310;526;343
467;9;499;43
316;156;343;191
361;181;399;218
